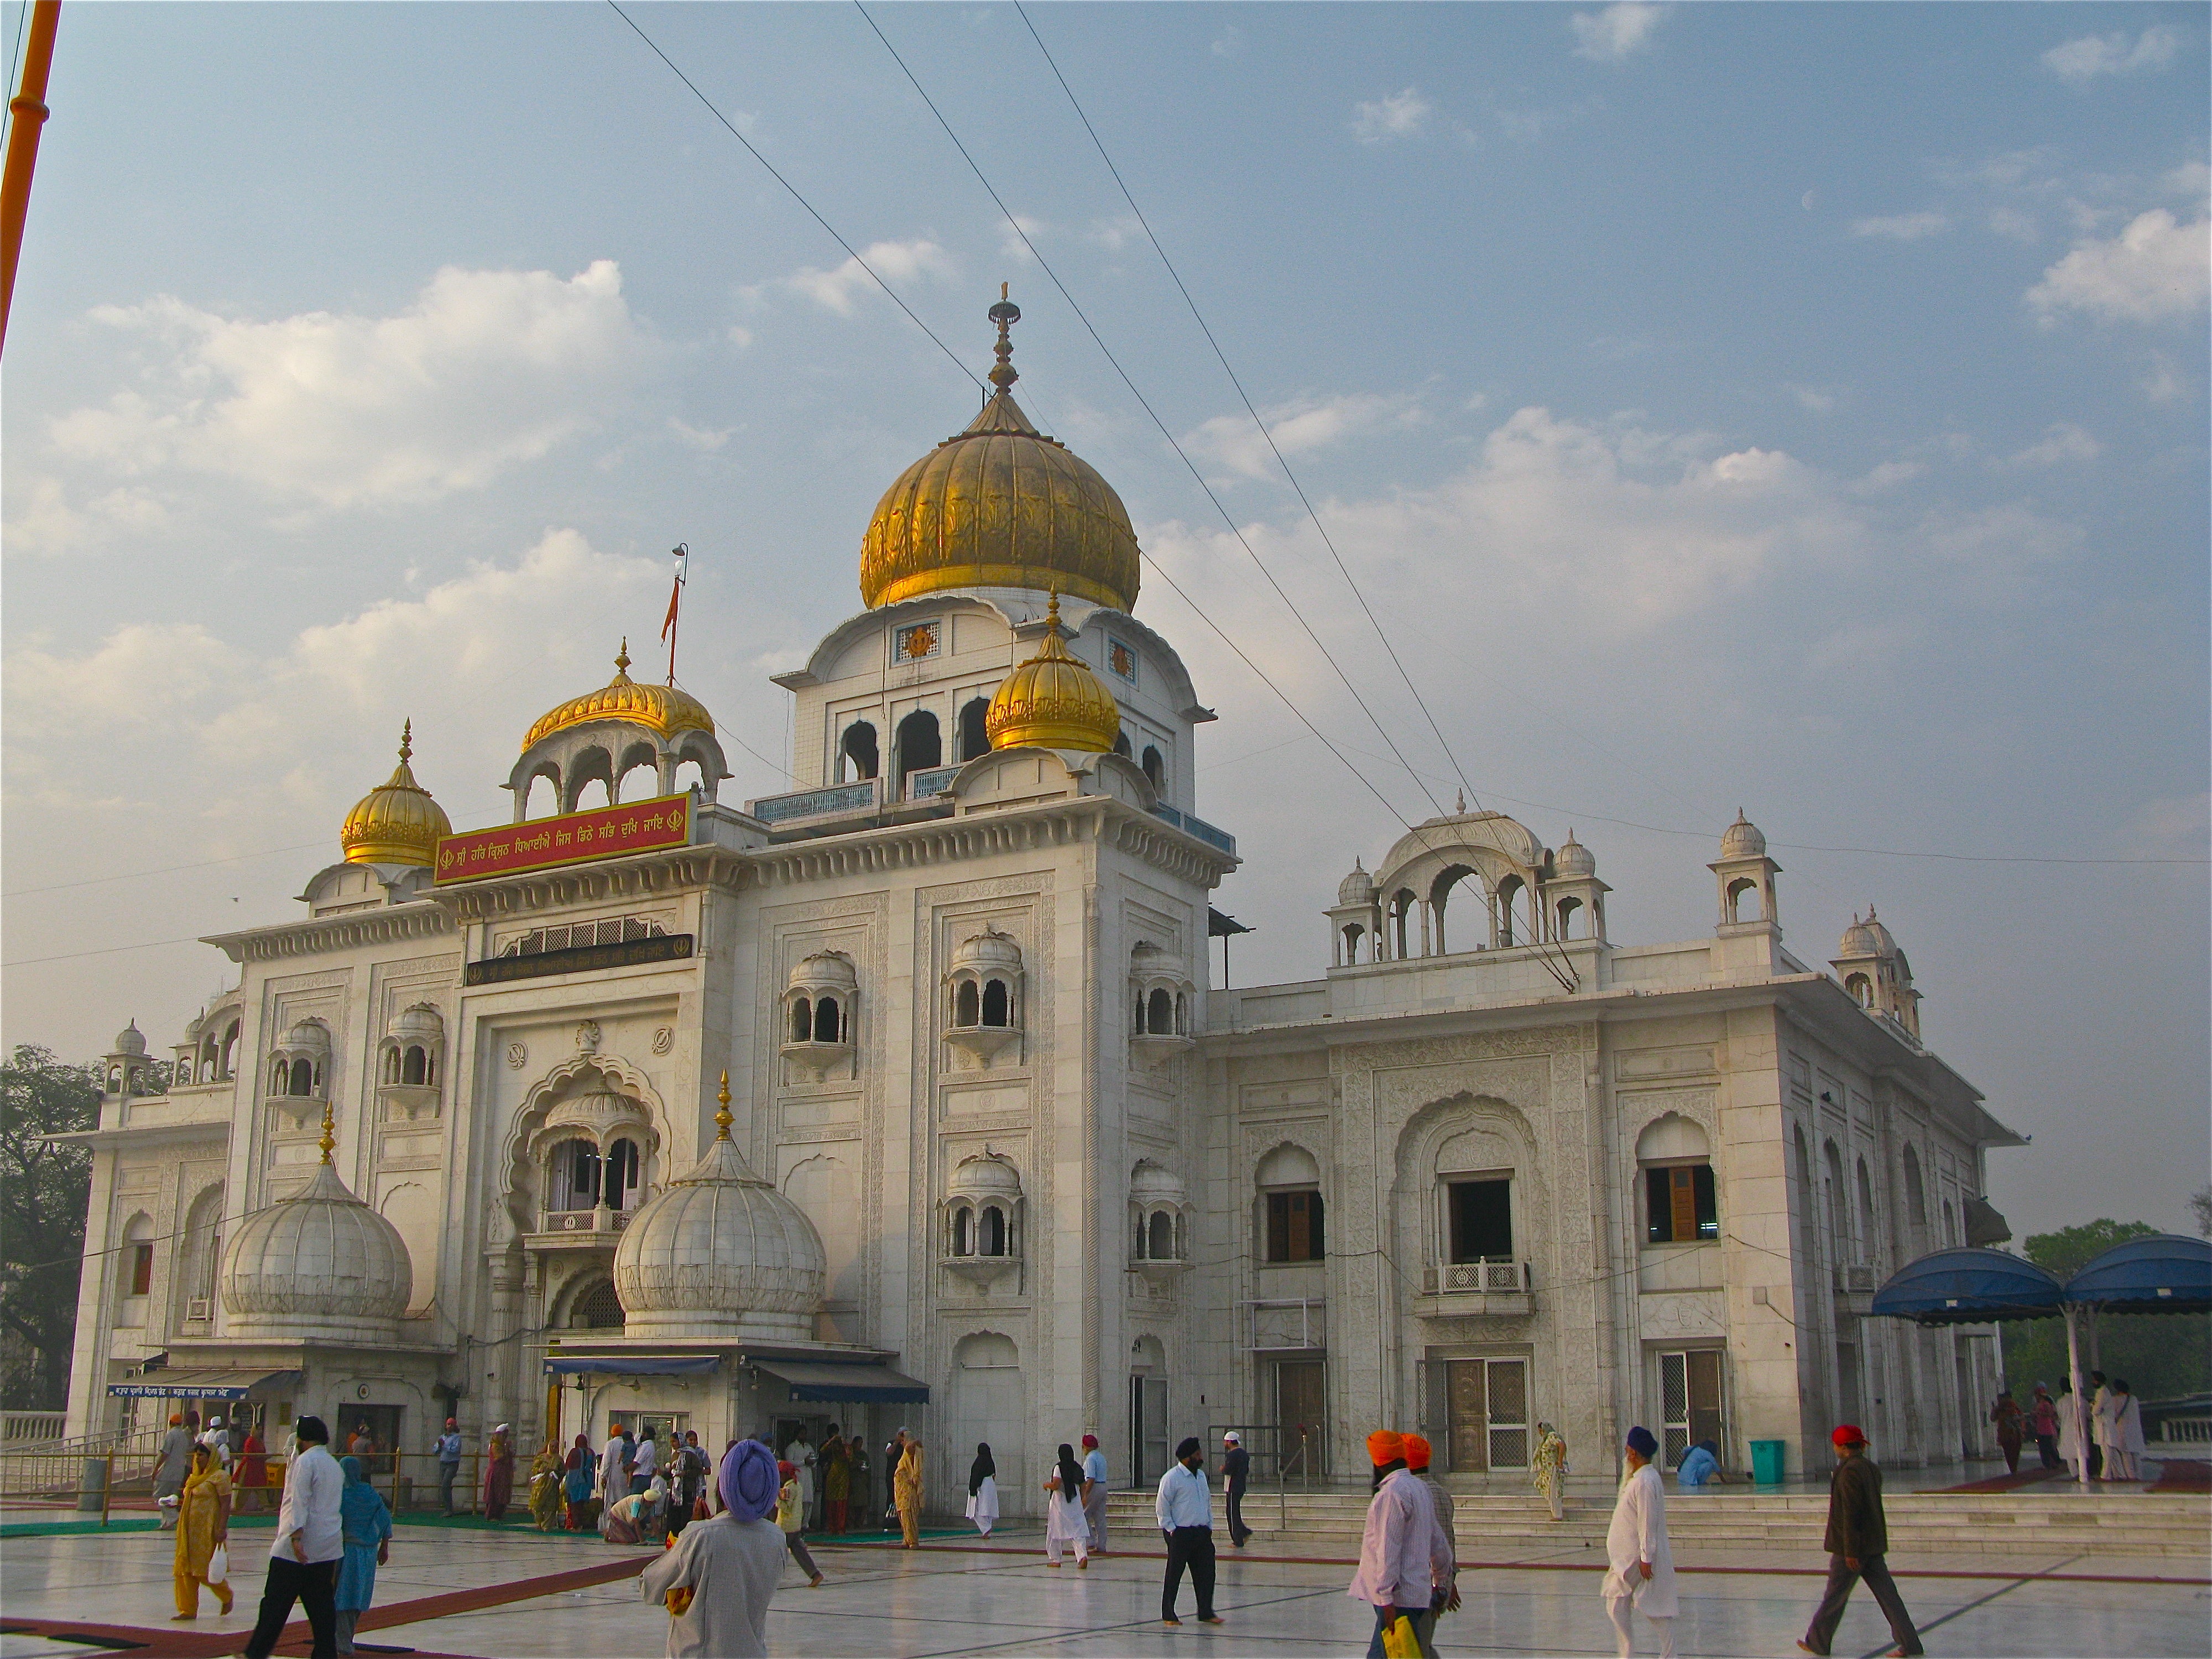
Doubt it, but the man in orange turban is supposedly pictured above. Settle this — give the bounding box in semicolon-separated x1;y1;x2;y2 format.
1349;1432;1452;1658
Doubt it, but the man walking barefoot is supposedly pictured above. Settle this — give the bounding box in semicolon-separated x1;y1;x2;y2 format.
1798;1425;1923;1658
1603;1427;1676;1659
243;1414;343;1659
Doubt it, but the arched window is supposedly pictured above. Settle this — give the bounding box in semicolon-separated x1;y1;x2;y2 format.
958;698;990;761
220;1022;239;1080
550;1140;601;1211
980;980;1009;1027
1342;923;1364;964
980;1206;1007;1257
287;1058;315;1098
573;777;612;811
790;998;813;1043
1728;878;1762;923
401;1046;428;1086
1845;973;1872;1007
523;772;559;819
952;1206;972;1256
615;763;658;803
955;980;980;1027
1856;1159;1878;1263
1638;1114;1717;1244
1256;1145;1326;1264
813;997;842;1044
839;721;879;783
1556;896;1584;940
670;759;707;797
570;1279;623;1329
895;709;941;794
1113;731;1131;759
382;1048;401;1084
1146;988;1173;1036
605;1138;641;1211
1496;875;1525;947
1148;1211;1174;1261
121;1214;155;1302
1142;746;1164;789
1902;1145;1928;1256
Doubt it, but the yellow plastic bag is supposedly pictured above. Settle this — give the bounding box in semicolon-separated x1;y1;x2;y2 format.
1381;1613;1421;1658
665;1586;693;1618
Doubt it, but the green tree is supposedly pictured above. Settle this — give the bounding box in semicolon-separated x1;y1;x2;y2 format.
0;1046;99;1410
2191;1186;2211;1240
2000;1217;2211;1405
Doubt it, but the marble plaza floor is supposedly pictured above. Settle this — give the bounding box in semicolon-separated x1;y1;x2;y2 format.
2;1519;2206;1658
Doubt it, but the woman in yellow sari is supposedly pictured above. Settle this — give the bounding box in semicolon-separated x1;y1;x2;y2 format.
528;1441;564;1530
172;1442;233;1619
893;1434;924;1548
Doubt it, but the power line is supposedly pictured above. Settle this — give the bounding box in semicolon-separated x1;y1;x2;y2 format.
3;841;329;899
851;1;1455;830
602;0;984;398
1014;0;1484;814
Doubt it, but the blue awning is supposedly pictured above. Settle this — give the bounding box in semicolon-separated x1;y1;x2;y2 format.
2064;1234;2212;1314
542;1354;722;1378
753;1358;928;1404
1869;1248;2064;1326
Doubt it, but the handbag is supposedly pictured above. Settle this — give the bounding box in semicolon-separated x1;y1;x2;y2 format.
1380;1613;1421;1659
205;1544;228;1587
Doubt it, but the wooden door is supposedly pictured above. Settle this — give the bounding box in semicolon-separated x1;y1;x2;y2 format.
1447;1360;1488;1472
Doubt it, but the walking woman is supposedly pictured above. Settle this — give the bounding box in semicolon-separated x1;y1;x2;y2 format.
966;1443;999;1537
775;1460;825;1587
171;1443;233;1620
894;1434;925;1548
1533;1422;1570;1521
562;1436;597;1530
528;1441;564;1530
236;1423;269;1514
334;1455;393;1656
1042;1442;1092;1569
481;1423;516;1520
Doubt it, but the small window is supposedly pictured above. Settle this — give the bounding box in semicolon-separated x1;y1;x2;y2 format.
981;980;1009;1028
791;998;812;1042
958;698;990;761
288;1058;315;1097
1448;1178;1514;1262
1113;732;1131;759
1148;1211;1175;1261
813;997;842;1044
1142;745;1164;789
953;1207;971;1256
839;721;879;783
1645;1165;1718;1244
128;1244;154;1297
1146;988;1173;1036
980;1206;1007;1257
604;1139;641;1211
1265;1190;1325;1263
571;1279;624;1329
954;980;980;1027
401;1046;428;1086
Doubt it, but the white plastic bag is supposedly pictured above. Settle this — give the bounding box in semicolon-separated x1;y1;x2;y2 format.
205;1543;227;1587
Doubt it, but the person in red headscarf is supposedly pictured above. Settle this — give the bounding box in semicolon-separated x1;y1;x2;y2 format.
1797;1426;1922;1658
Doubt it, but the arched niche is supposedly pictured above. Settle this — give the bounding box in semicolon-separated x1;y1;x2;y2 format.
499;1055;667;1238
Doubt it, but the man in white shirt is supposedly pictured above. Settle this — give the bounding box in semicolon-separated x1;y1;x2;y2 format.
201;1415;231;1467
1080;1433;1110;1552
634;1427;661;1496
1604;1427;1677;1659
781;1430;815;1528
244;1413;344;1659
1348;1431;1453;1659
1154;1436;1223;1627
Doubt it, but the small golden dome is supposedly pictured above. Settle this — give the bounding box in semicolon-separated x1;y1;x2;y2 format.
859;291;1141;614
986;596;1122;754
522;641;716;753
341;722;452;867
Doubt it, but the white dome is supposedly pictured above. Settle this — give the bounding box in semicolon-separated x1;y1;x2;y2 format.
387;1004;443;1043
788;950;858;993
113;1021;148;1056
538;1090;651;1146
1553;833;1597;879
1838;908;1898;959
613;1134;825;1340
1719;810;1766;860
278;1019;331;1055
1130;1160;1188;1207
951;927;1022;975
949;1150;1024;1202
1337;858;1376;906
221;1163;413;1343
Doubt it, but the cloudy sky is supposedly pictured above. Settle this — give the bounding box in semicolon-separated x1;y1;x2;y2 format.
3;3;2205;1236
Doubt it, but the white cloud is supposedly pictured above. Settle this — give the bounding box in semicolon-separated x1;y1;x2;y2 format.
1088;215;1144;252
997;215;1046;263
1787;385;1837;414
1351;88;1432;144
784;238;956;316
1571;3;1666;61
1987;207;2039;243
2;474;169;557
2163;159;2210;203
48;263;651;512
1850;211;1949;241
724;325;754;349
2137;351;2187;404
666;418;733;452
2026;209;2211;325
2001;422;2102;468
1852;460;1927;494
1183;392;1424;480
2041;27;2179;81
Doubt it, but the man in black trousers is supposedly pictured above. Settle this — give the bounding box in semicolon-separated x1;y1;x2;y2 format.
1220;1430;1252;1548
1154;1436;1224;1627
1798;1424;1923;1658
244;1413;344;1659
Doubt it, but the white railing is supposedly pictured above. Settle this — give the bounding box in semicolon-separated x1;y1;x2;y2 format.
1243;1298;1326;1352
1423;1259;1533;1295
2;1411;66;1446
2157;1416;2211;1444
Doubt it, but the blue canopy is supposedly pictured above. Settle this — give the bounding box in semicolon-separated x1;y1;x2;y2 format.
2064;1234;2212;1314
1869;1248;2064;1325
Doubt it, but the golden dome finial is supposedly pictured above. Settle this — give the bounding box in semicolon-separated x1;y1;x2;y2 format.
317;1099;336;1166
714;1071;733;1141
985;591;1121;753
614;639;632;679
341;720;452;867
988;283;1020;393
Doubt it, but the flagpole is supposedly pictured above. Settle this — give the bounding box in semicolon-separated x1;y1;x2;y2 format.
1;0;62;354
664;543;688;685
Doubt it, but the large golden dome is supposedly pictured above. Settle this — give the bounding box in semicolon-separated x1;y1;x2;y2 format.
341;722;452;867
522;643;715;752
986;596;1122;754
859;294;1141;614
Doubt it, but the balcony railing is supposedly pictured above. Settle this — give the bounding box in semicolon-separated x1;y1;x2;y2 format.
1147;804;1237;858
534;1207;634;1238
1422;1259;1534;1295
748;780;880;825
904;764;963;800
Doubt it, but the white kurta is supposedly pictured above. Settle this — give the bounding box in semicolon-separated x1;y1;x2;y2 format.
2057;1397;2083;1466
965;1475;999;1533
2112;1397;2147;1465
2091;1386;2116;1450
638;1513;787;1659
1603;1463;1678;1619
782;1441;815;1511
1044;1484;1088;1543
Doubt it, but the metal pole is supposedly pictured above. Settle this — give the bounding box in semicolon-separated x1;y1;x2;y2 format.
0;0;60;352
100;1448;112;1526
2063;1305;2090;1489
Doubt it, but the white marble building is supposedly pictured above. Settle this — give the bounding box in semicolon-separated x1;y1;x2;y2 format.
59;309;2020;1513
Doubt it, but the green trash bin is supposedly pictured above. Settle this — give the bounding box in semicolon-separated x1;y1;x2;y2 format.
1750;1438;1786;1485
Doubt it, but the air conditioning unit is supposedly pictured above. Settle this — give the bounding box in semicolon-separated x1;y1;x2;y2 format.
1835;1264;1879;1295
186;1298;212;1321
